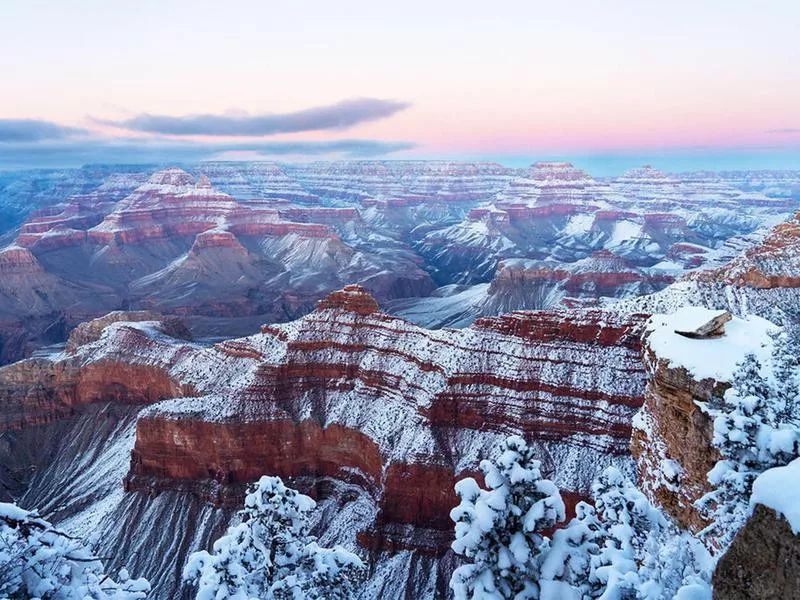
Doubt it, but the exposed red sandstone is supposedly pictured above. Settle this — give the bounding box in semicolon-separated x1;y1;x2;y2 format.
124;298;644;553
189;229;246;252
316;284;381;315
0;357;192;431
473;307;645;347
128;418;382;493
66;311;164;352
488;253;674;302
0;318;196;431
0;246;44;276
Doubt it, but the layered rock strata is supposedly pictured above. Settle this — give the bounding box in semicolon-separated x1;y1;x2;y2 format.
0;286;649;597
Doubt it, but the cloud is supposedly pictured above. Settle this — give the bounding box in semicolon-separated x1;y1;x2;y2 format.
103;98;412;136
0;119;87;142
766;128;800;134
0;137;416;169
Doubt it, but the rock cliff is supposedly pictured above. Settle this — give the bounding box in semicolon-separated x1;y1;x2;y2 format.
0;287;648;597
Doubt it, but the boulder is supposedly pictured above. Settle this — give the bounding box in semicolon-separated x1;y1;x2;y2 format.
713;504;800;599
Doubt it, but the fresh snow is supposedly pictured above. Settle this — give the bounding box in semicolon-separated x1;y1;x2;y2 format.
750;457;800;533
564;214;594;235
645;307;777;382
608;220;643;246
649;260;684;273
671;308;729;334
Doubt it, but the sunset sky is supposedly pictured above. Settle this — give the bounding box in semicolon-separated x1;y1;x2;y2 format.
1;0;798;173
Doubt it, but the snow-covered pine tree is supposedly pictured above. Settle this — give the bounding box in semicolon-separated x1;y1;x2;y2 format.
538;501;604;600
449;435;565;600
0;502;150;599
539;465;711;600
768;328;800;422
183;475;365;600
588;466;667;599
697;334;800;549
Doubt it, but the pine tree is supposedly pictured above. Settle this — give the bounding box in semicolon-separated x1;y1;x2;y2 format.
0;502;149;599
587;466;666;600
449;435;565;600
697;332;800;549
183;476;365;600
539;502;604;600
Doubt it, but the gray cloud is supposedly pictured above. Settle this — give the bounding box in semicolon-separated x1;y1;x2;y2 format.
766;128;800;134
0;119;87;142
0;138;416;169
103;98;411;136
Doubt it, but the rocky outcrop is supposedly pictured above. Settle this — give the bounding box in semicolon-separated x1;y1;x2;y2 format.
630;353;721;530
316;284;381;315
486;253;674;308
0;286;649;597
713;504;800;599
65;310;191;352
127;418;383;500
0;319;196;431
631;309;776;532
693;214;800;288
118;287;646;541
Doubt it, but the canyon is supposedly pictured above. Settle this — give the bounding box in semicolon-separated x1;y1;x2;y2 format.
1;284;648;597
0;162;797;363
0;162;799;598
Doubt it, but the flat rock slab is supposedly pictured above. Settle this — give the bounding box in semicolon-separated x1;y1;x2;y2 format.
673;309;732;339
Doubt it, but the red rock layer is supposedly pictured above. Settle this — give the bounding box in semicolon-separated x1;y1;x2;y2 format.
2;288;650;557
228;221;335;239
692;215;800;288
487;254;674;300
0;246;44;276
128;419;382;491
316;284;381;315
473;308;645;347
0;317;196;431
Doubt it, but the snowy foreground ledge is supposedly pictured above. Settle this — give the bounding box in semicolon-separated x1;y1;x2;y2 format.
751;457;800;534
645;307;778;382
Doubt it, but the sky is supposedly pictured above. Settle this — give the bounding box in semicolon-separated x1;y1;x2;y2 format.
1;0;798;174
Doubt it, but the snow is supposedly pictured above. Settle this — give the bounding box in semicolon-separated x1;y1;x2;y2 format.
184;476;364;599
750;457;800;533
564;214;594;235
649;260;684;273
645;307;777;382
672;580;712;600
0;502;31;521
0;501;150;599
608;220;643;246
671;307;729;334
450;436;565;600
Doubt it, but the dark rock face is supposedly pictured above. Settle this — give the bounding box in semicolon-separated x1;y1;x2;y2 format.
713;504;800;600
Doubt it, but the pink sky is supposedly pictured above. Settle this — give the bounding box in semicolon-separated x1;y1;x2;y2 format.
1;0;798;162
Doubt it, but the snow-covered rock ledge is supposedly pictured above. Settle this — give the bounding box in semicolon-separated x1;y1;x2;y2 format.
632;307;780;531
644;307;777;383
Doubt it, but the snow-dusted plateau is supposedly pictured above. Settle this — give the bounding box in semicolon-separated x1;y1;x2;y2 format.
1;160;799;599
